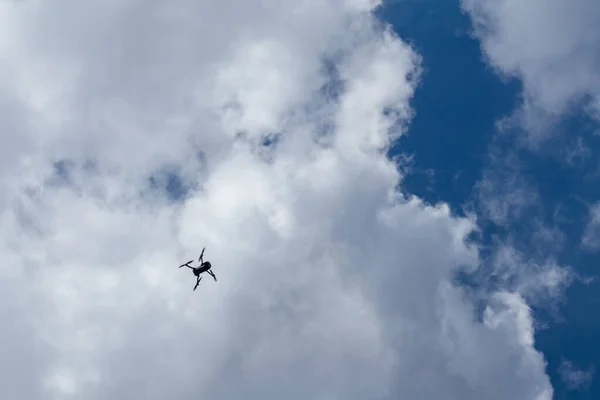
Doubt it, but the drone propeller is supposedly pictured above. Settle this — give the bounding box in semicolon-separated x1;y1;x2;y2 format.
178;260;193;268
199;247;206;262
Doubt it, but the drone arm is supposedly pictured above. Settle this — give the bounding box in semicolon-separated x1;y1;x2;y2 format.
193;276;202;291
179;260;194;268
208;270;217;281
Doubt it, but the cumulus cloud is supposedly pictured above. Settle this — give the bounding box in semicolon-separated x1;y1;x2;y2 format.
461;0;600;140
0;1;554;399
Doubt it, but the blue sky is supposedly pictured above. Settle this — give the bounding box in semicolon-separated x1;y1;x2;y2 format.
378;0;599;398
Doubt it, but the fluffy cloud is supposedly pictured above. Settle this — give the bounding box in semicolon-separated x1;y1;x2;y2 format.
461;0;600;140
0;1;553;399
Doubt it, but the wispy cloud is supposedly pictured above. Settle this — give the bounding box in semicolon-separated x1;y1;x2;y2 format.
559;359;595;391
581;202;600;250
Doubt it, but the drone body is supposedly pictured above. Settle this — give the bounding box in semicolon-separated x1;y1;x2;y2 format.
178;247;217;291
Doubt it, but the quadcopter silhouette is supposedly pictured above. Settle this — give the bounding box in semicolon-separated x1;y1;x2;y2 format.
178;247;217;291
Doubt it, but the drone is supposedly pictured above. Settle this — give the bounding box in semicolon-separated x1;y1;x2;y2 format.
179;247;217;291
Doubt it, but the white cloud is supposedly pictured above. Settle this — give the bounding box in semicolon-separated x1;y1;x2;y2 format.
488;245;572;311
461;0;600;140
0;1;554;399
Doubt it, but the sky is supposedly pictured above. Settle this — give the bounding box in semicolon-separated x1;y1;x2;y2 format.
0;0;598;399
